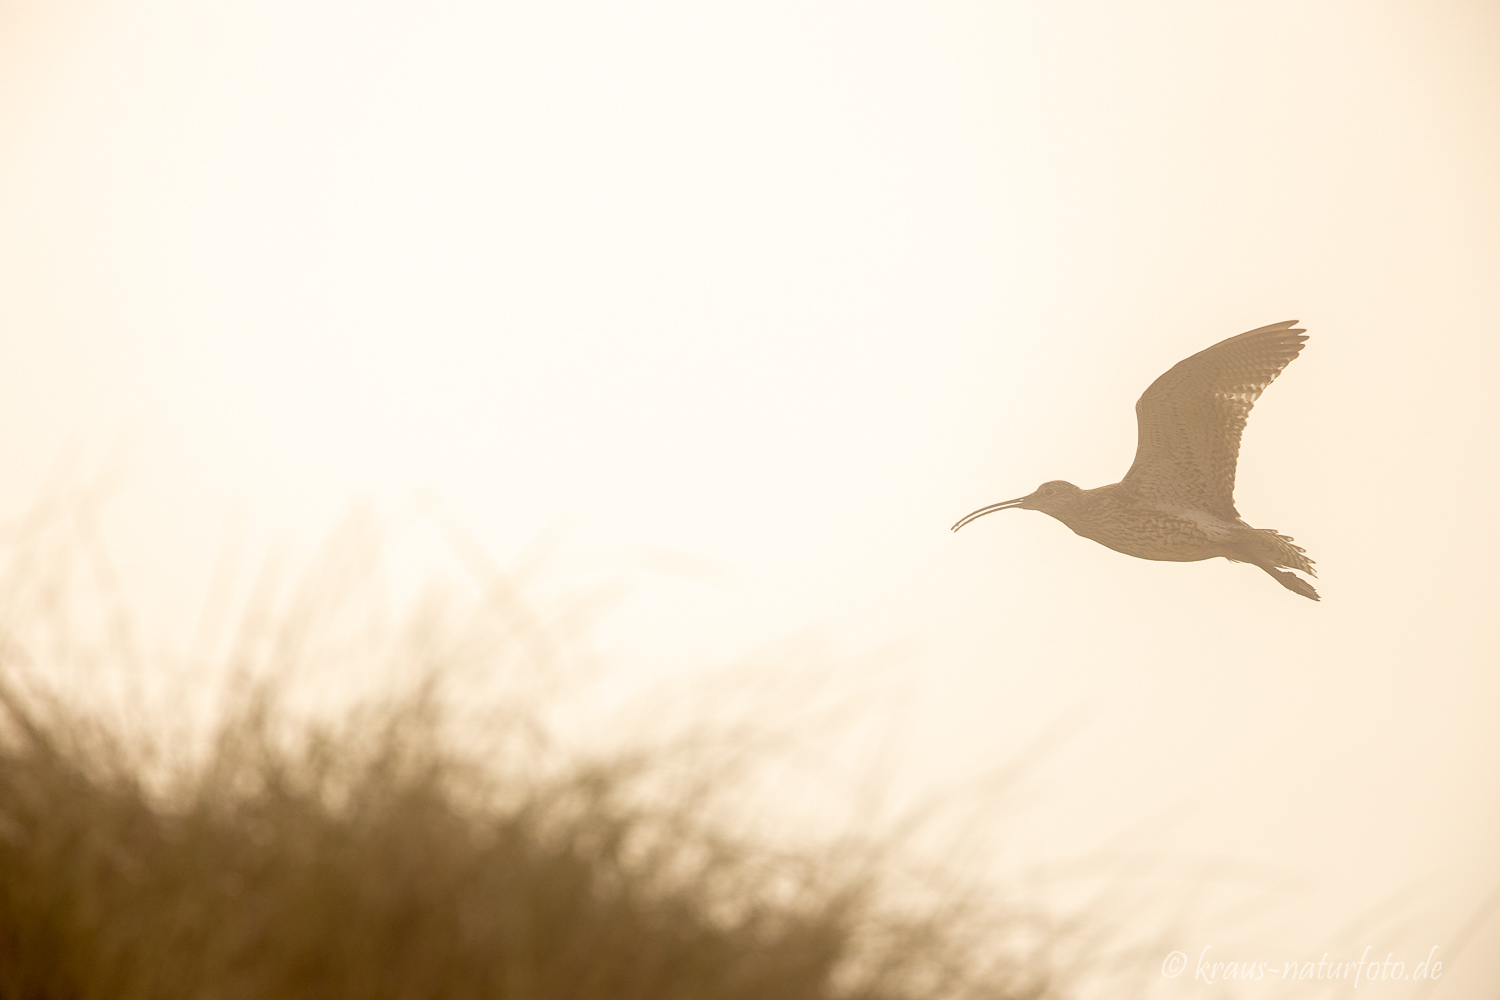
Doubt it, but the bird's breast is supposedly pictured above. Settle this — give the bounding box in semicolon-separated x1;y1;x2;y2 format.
1057;501;1230;564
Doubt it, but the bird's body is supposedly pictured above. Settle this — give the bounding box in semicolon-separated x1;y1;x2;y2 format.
953;321;1318;600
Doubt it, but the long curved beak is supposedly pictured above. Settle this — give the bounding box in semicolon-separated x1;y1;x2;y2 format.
951;497;1026;532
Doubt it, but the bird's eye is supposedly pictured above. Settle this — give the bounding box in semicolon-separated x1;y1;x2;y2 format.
1042;487;1056;497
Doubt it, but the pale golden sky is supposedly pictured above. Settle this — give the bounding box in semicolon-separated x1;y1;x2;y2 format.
1;0;1497;992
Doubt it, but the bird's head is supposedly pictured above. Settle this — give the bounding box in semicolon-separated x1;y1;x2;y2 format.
951;480;1083;531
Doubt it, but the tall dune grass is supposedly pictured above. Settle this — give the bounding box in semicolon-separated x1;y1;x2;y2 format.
0;496;1073;1000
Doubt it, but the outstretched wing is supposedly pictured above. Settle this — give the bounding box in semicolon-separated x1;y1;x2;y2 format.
1120;320;1307;519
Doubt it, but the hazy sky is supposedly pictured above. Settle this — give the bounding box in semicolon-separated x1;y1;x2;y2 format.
2;0;1497;992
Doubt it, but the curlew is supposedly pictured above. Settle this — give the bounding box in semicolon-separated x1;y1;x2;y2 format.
952;320;1318;600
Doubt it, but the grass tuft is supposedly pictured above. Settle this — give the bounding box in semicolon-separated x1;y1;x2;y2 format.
0;502;1070;1000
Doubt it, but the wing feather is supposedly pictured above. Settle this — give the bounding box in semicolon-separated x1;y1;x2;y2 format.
1120;321;1307;518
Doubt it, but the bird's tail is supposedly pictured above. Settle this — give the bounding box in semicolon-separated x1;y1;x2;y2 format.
1228;528;1319;601
1238;527;1316;576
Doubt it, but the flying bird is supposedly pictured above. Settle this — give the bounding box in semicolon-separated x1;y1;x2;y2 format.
952;321;1318;600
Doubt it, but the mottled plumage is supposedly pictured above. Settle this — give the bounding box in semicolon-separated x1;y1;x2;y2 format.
952;321;1318;600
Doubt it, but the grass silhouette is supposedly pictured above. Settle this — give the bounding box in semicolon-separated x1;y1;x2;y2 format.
0;497;1070;1000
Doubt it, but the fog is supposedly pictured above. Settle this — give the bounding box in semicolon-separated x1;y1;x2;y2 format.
1;0;1496;992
